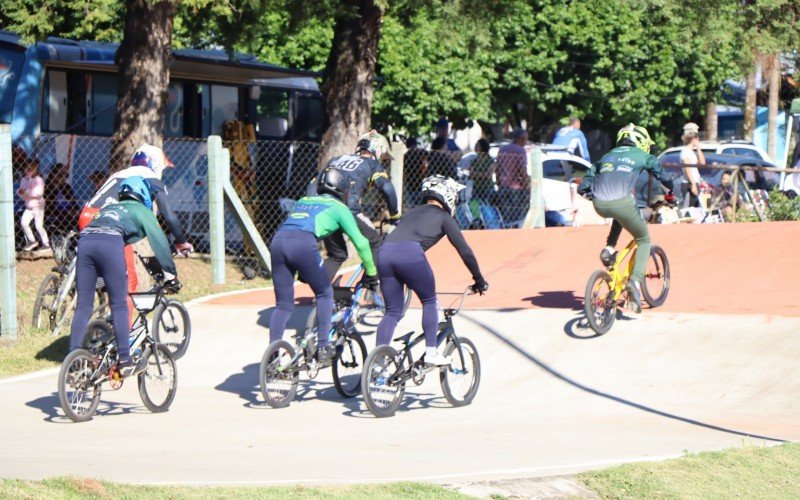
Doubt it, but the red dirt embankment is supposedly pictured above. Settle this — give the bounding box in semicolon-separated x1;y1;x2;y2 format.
208;222;800;316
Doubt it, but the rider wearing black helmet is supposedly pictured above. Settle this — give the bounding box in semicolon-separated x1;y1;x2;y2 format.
309;131;400;280
269;167;378;364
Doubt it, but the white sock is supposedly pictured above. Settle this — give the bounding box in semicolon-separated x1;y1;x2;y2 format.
426;347;438;359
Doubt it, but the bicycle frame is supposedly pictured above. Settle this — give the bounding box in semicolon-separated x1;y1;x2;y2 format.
387;288;473;387
606;239;638;301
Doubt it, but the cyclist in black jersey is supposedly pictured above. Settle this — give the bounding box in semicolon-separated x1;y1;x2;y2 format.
309;131;400;280
375;175;488;366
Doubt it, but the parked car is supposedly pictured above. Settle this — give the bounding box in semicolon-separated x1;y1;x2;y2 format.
458;144;593;225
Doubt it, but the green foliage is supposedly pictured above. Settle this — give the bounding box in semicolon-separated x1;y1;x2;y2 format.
766;189;800;221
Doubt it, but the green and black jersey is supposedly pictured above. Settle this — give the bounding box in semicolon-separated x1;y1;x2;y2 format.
579;146;663;201
279;195;376;276
84;199;176;275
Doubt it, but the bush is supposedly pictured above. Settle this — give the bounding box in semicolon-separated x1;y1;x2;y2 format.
766;189;800;221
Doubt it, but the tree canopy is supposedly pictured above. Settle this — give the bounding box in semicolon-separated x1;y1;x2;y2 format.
2;0;797;147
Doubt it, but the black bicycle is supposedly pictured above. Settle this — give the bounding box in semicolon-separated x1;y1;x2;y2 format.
259;286;367;408
57;281;179;422
360;285;482;418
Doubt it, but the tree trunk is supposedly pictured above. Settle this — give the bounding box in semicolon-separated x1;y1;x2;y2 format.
743;52;758;142
705;101;718;141
766;53;780;161
319;0;383;168
110;0;176;173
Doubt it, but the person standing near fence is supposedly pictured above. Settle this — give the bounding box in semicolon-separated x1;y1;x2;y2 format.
552;117;591;161
17;161;50;251
496;128;530;224
469;138;496;204
680;122;705;208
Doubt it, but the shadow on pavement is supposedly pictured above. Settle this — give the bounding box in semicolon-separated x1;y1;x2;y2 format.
214;362;364;412
522;291;583;311
26;392;146;423
461;312;789;443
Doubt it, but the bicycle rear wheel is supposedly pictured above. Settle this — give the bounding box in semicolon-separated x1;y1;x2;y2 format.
138;344;178;412
584;270;617;334
153;299;191;359
58;349;102;422
440;337;481;407
332;331;367;398
642;245;670;308
259;340;299;408
32;273;60;329
361;345;405;418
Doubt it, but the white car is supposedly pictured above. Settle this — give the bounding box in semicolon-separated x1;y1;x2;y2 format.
661;139;772;164
458;143;596;225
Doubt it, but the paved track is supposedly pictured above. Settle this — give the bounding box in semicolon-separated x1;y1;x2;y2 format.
1;222;798;484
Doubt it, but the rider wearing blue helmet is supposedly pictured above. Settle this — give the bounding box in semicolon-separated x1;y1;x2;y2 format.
69;176;178;375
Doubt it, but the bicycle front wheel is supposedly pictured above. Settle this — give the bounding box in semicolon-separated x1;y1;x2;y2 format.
584;270;616;334
332;331;367;398
137;344;178;412
153;299;191;359
58;349;102;422
361;345;405;418
440;337;481;406
642;245;670;308
32;273;60;329
259;340;299;408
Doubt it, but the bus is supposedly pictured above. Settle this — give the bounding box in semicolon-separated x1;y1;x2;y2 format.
0;30;326;248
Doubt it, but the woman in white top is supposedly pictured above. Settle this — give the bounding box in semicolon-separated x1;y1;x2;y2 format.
679;122;705;207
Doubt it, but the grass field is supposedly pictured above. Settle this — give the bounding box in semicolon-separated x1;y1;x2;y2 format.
578;442;800;499
1;444;797;498
0;256;271;378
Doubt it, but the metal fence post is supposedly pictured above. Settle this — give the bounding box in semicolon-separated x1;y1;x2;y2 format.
390;140;406;212
0;124;17;339
523;147;545;228
208;136;225;284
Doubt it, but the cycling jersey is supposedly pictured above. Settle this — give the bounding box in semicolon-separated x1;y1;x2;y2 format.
309;154;399;216
386;203;484;282
579;146;663;202
278;194;376;276
79;167;186;243
84;199;177;276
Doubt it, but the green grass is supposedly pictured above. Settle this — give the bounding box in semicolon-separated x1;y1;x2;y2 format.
579;442;800;499
0;256;271;378
0;478;469;499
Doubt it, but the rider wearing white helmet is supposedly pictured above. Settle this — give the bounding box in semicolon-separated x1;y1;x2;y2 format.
372;174;488;366
77;144;192;322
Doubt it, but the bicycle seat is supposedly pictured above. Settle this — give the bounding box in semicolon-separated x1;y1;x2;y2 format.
393;332;414;345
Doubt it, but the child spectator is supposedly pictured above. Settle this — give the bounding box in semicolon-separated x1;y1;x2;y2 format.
18;161;50;251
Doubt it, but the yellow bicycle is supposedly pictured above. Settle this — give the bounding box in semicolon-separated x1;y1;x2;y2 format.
584;239;670;334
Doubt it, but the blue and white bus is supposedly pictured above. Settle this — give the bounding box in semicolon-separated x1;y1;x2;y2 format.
0;31;326;247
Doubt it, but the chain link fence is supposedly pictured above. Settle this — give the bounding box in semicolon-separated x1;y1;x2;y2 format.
10;134;325;256
401;144;531;229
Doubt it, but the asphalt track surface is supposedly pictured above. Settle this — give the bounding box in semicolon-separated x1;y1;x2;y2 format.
1;222;798;485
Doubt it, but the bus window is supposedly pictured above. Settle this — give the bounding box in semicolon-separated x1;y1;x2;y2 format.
210;84;238;135
164;81;184;137
87;73;117;135
296;94;324;141
42;69;87;134
253;88;289;139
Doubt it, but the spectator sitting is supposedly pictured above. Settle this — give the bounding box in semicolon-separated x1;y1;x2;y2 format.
495;128;530;223
403;137;428;207
469;138;496;203
710;170;742;222
43;162;77;235
88;170;108;192
552;117;590;161
17;161;50;251
427;136;458;179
